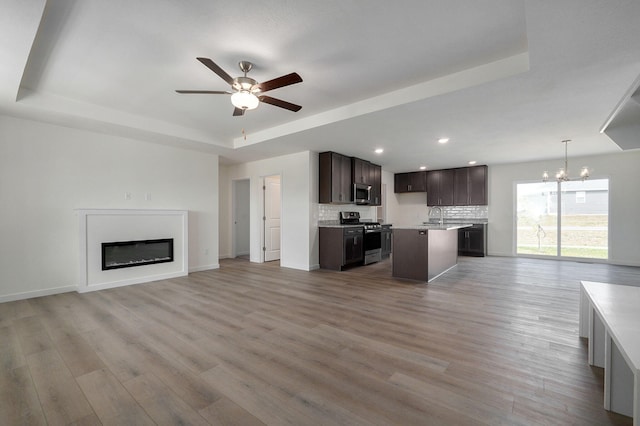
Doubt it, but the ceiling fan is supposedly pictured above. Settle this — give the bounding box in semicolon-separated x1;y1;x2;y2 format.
176;57;303;116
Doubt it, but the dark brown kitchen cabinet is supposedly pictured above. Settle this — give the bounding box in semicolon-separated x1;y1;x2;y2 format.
468;165;488;205
426;169;454;206
352;157;371;185
458;223;487;256
453;165;488;206
369;163;382;206
394;171;427;193
352;157;381;206
453;168;470;205
381;225;392;257
319;151;352;204
343;228;364;265
319;227;364;270
429;166;488;206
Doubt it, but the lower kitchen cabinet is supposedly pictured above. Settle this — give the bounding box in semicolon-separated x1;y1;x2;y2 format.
458;224;487;257
381;225;392;258
320;227;364;270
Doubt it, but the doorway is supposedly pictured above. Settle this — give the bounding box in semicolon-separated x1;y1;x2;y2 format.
232;179;250;260
263;175;281;262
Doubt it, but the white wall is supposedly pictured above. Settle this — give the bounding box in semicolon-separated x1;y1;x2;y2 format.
488;150;640;266
219;151;316;270
383;170;431;226
0;115;219;302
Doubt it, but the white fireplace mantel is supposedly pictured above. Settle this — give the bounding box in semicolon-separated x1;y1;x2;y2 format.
76;209;188;292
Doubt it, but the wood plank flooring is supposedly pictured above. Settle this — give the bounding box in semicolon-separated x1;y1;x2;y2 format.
1;256;638;425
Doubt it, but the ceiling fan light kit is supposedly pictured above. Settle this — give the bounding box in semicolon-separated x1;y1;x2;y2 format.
176;58;302;116
231;91;259;110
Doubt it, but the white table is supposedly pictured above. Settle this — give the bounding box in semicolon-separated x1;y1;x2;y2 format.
579;281;640;424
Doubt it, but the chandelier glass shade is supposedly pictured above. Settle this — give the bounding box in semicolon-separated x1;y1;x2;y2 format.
542;140;589;183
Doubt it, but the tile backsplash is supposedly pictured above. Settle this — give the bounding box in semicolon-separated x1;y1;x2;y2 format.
439;205;488;219
317;204;376;222
315;203;487;225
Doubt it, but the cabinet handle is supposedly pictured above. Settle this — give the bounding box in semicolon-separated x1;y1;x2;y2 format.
408;184;412;191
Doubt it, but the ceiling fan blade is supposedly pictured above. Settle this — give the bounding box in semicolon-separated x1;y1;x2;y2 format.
175;90;231;94
233;107;245;116
196;57;234;85
259;95;302;112
257;73;303;93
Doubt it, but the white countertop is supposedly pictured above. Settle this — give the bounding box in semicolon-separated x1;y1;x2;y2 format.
582;281;640;374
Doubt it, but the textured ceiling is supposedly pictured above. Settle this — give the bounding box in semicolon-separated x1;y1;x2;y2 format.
2;0;640;171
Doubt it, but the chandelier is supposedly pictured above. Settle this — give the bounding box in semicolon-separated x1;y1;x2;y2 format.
542;140;589;182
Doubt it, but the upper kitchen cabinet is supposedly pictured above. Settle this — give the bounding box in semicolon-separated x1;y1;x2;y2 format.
453;165;488;206
369;163;382;206
319;151;352;204
394;171;427;193
427;165;487;206
352;157;381;205
352;157;371;185
468;165;488;205
426;169;454;206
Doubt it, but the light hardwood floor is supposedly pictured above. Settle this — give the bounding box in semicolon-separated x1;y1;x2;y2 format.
1;256;638;425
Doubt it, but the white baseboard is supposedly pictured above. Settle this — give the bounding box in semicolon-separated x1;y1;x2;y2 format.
189;264;220;273
0;265;221;302
308;263;320;271
0;285;77;303
77;271;188;293
280;262;318;271
487;251;512;257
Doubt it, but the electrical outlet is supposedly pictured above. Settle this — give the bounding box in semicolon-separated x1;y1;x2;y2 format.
204;248;209;255
145;192;151;201
124;192;132;200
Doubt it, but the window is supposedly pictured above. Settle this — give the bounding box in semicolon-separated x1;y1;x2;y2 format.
516;179;608;259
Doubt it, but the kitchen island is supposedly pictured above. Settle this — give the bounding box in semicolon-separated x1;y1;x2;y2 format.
392;224;470;282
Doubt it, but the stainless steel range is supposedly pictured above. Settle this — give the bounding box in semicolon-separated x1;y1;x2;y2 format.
340;212;382;265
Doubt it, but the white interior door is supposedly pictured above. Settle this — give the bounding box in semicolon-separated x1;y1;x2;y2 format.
264;175;281;262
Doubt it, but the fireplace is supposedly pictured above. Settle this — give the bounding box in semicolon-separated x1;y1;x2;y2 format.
102;238;174;271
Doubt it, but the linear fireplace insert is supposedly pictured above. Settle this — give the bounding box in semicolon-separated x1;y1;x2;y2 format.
101;238;174;270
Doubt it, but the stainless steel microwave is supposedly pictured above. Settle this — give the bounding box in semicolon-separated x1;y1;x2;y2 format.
353;183;371;205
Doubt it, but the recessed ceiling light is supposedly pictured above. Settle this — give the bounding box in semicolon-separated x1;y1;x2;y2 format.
419;166;427;170
374;148;384;154
468;160;477;165
438;138;449;144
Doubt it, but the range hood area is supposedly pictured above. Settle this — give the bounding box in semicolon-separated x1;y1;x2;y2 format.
601;74;640;150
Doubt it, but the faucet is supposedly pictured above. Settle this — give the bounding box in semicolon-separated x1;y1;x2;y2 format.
429;206;444;225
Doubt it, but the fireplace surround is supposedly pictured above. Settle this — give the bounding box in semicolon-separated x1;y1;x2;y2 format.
77;209;188;292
